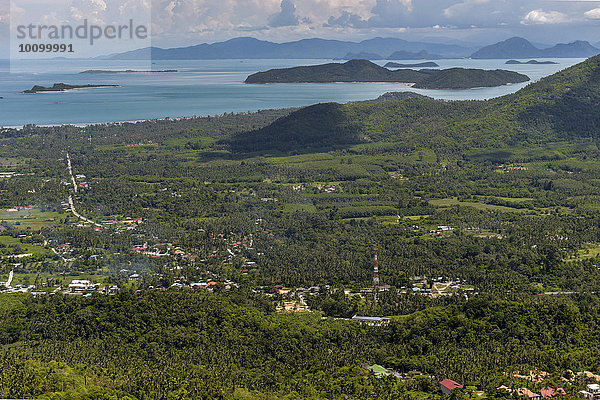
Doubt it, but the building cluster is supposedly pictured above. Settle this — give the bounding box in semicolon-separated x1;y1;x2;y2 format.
499;164;528;172
580;384;600;400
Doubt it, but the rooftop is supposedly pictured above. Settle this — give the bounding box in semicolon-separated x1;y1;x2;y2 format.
440;379;463;391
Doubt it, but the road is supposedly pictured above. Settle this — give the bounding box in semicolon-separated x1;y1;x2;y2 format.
4;270;13;288
65;153;100;227
67;153;77;193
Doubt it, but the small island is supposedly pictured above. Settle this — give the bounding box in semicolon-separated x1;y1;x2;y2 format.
80;70;178;74
505;60;558;65
23;83;119;94
385;62;440;68
245;60;530;89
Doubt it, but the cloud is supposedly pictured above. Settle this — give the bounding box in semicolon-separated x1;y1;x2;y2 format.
118;0;151;16
325;10;367;28
443;0;489;18
584;8;600;20
0;0;7;26
69;0;107;24
268;0;301;27
521;9;569;25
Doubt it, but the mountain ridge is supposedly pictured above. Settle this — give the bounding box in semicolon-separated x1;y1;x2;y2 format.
104;36;599;60
107;37;471;60
472;37;600;59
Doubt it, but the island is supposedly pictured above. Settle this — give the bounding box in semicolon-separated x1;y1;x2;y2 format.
80;70;178;74
244;60;530;89
505;60;558;65
384;62;440;68
23;83;119;93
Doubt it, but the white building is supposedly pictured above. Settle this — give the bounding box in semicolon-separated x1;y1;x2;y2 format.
68;280;94;291
580;384;600;400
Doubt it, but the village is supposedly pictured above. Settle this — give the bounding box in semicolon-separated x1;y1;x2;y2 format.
362;366;600;399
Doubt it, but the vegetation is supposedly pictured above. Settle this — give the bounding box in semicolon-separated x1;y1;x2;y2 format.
244;60;529;88
1;55;600;399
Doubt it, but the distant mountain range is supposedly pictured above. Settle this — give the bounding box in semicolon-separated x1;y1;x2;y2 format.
104;36;600;61
472;37;600;59
336;50;442;60
105;37;471;60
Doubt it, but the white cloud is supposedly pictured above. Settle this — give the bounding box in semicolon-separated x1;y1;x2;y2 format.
443;0;489;18
268;0;300;27
584;8;600;20
521;9;569;25
70;0;107;24
119;0;151;16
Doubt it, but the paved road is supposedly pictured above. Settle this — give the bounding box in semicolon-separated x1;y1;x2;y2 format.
66;153;100;227
67;153;78;193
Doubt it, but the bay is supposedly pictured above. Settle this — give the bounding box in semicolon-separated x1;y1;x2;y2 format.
0;58;584;127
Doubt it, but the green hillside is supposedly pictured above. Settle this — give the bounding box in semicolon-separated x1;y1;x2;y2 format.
232;55;600;153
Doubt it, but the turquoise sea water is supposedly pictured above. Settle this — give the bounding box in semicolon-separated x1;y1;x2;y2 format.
0;58;584;127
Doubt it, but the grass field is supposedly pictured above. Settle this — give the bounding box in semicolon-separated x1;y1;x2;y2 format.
566;243;600;262
0;157;29;169
0;235;51;256
0;208;63;230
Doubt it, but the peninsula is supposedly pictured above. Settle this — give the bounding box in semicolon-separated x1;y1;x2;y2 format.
23;83;119;93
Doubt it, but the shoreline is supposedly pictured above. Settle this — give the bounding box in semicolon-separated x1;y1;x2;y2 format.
0;116;204;130
0;109;288;130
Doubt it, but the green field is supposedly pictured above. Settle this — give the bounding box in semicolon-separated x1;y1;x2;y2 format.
0;208;63;230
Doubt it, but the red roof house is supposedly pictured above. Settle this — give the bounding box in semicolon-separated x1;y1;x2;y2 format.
440;379;463;395
541;387;566;398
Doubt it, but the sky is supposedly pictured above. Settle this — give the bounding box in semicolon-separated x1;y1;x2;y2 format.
1;0;599;57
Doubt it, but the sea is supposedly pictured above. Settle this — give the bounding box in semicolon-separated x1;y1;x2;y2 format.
0;58;585;127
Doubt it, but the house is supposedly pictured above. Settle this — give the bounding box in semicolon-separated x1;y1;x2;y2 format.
580;384;600;400
517;388;541;400
440;379;463;395
351;315;390;325
368;364;391;378
542;387;566;398
68;280;93;291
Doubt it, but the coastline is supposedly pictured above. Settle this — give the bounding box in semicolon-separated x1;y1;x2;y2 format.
1;116;201;130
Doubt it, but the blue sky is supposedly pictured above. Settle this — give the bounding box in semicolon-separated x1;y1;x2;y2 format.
1;0;599;55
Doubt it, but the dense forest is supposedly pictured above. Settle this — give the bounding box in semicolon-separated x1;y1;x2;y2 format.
0;56;600;398
1;291;600;399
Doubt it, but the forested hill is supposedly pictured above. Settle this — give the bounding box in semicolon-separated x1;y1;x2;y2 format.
245;60;424;84
244;60;529;89
230;55;600;153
